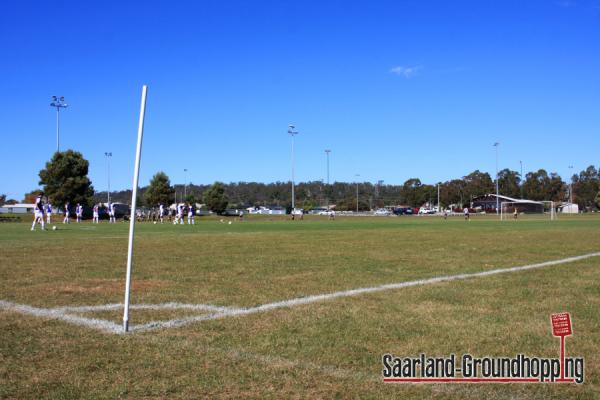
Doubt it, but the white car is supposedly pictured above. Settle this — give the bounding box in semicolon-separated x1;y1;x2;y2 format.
374;208;390;216
291;208;304;215
418;208;435;215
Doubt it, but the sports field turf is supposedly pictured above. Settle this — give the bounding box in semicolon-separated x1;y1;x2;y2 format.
1;214;599;399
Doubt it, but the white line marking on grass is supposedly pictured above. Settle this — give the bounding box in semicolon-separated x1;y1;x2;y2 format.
131;251;600;332
0;300;122;334
1;252;599;334
54;302;238;314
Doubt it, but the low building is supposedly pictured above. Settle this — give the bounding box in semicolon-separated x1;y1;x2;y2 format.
0;203;35;214
471;194;543;213
559;203;579;214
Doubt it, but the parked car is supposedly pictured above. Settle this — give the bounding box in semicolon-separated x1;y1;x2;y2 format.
291;208;304;215
418;208;435;215
374;208;390;216
393;207;413;215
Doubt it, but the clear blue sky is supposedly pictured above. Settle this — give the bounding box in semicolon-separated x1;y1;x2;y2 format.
1;0;599;200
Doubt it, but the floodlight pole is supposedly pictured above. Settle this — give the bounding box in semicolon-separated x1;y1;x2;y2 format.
105;152;112;205
123;85;148;332
355;174;360;213
494;142;500;214
325;150;331;185
50;96;68;153
519;160;523;198
288;125;299;210
184;168;188;200
568;165;573;205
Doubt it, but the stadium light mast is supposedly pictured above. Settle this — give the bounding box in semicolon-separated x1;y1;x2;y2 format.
50;96;68;152
325;149;331;185
355;174;360;213
493;142;500;214
105;152;112;204
288;125;299;210
519;160;523;198
568;165;574;205
184;168;188;200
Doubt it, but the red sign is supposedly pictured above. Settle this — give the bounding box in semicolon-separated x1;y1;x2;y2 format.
551;313;572;337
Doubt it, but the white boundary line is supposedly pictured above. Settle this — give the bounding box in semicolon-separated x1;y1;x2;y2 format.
1;251;599;334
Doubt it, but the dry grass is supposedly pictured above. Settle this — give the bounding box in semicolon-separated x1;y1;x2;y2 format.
1;214;599;398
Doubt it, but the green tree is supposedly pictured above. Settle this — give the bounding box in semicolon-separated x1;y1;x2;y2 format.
497;169;521;198
203;182;229;214
523;169;565;201
38;150;94;207
463;170;494;201
0;194;6;205
144;172;175;206
402;178;425;207
595;191;600;210
23;189;43;203
572;166;599;210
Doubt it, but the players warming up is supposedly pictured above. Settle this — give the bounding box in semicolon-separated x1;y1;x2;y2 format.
31;193;46;231
463;207;470;221
46;202;52;224
187;203;195;225
63;202;71;224
76;203;83;223
93;204;99;223
108;202;116;223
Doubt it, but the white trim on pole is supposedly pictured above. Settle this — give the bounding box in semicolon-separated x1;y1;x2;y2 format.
123;85;148;332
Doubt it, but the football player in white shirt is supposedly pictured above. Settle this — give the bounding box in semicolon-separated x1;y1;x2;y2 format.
31;193;46;231
108;202;116;223
46;202;52;224
76;203;83;223
92;204;99;223
187;203;195;225
63;202;71;224
159;204;165;224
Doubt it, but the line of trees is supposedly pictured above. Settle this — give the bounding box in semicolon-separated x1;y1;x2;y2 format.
3;150;599;212
91;167;600;212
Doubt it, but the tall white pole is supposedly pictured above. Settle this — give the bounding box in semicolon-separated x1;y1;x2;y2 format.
56;107;60;152
568;165;573;205
288;125;298;210
123;85;148;332
494;142;499;214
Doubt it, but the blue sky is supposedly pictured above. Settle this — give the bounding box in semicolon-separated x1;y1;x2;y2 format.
1;0;599;200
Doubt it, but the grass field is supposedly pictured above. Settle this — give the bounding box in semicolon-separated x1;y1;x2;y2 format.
1;214;599;399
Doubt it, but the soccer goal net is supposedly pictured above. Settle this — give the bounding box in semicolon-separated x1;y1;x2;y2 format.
500;201;557;221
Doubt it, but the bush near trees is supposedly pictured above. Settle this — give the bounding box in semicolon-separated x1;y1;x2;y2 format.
38;150;94;207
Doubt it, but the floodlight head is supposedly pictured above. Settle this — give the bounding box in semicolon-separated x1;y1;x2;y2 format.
288;124;295;129
52;96;57;101
493;142;499;147
60;96;65;101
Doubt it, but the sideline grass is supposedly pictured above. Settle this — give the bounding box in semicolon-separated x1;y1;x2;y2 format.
1;214;599;398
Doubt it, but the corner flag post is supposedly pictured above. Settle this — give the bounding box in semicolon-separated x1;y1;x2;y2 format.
123;85;148;332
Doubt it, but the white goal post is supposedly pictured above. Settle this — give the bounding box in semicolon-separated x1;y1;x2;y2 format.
500;201;557;221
